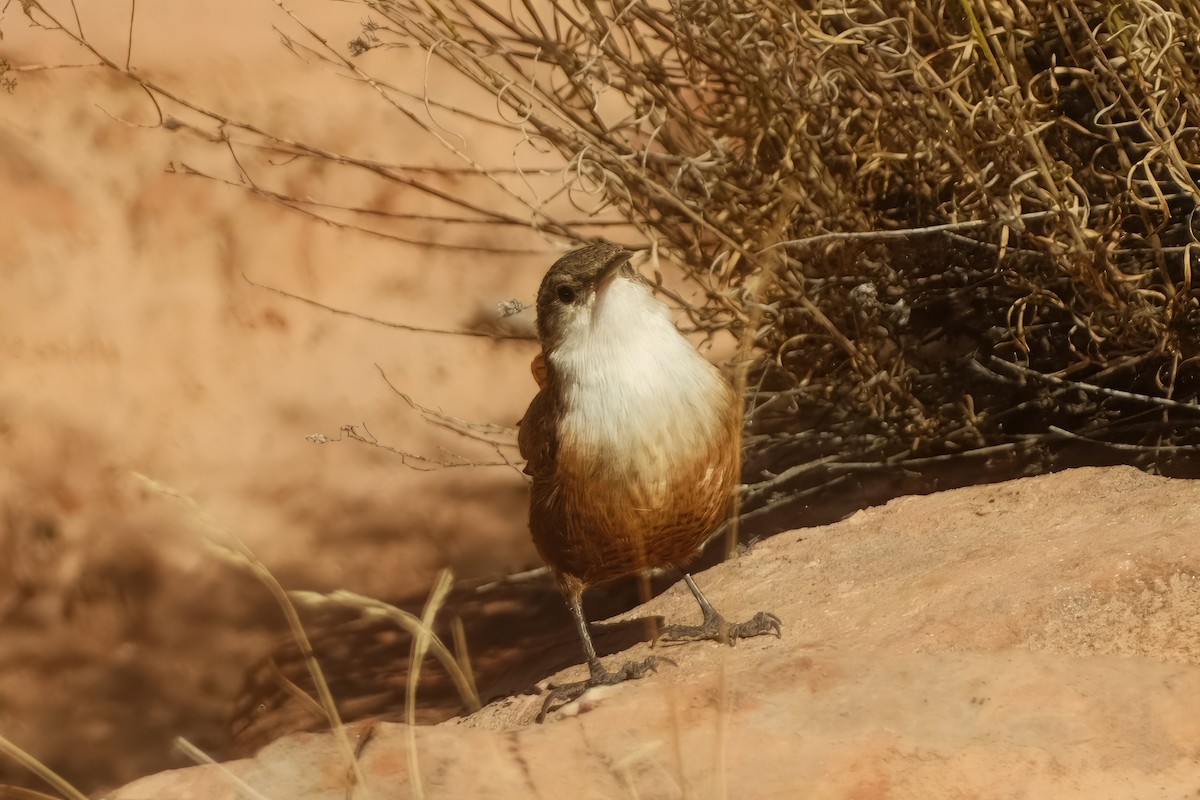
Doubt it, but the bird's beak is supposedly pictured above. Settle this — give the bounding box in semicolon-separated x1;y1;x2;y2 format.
594;252;631;295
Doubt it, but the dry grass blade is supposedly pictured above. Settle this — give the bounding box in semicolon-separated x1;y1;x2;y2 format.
133;473;372;800
449;615;478;701
288;572;470;799
0;735;87;800
288;587;483;712
407;569;453;800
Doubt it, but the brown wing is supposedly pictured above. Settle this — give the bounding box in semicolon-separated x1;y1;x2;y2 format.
518;386;558;478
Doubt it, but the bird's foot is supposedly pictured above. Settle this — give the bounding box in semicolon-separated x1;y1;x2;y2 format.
537;655;672;722
660;609;782;646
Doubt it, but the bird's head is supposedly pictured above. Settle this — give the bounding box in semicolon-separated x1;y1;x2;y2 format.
534;242;647;353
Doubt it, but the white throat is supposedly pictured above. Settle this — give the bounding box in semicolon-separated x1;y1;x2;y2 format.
548;276;729;460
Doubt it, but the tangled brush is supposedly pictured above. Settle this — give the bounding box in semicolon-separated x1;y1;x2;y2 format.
350;0;1200;523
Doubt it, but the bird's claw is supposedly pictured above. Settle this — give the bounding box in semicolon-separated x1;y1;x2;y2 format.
537;655;673;722
728;611;783;643
659;609;783;645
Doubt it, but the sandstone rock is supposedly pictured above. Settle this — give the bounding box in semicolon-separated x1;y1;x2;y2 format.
108;466;1200;799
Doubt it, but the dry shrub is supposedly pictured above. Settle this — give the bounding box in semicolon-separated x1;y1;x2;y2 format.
348;0;1200;522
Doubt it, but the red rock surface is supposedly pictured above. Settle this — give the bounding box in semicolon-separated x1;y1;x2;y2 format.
111;467;1200;799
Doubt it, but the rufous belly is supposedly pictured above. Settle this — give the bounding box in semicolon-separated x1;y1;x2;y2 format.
529;427;738;589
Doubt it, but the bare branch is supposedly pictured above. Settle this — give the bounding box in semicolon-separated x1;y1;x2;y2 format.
241;272;536;341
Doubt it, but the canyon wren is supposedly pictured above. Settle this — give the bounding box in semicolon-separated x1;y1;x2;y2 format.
519;242;782;721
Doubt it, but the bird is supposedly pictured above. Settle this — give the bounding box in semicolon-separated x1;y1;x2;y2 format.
518;241;781;721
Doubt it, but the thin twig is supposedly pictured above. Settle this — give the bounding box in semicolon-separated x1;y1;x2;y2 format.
242;272;536;340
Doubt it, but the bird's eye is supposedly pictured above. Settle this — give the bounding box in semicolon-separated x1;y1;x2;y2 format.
556;285;577;304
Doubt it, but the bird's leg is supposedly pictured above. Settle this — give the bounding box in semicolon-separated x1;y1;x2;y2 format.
537;588;670;722
659;573;782;645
